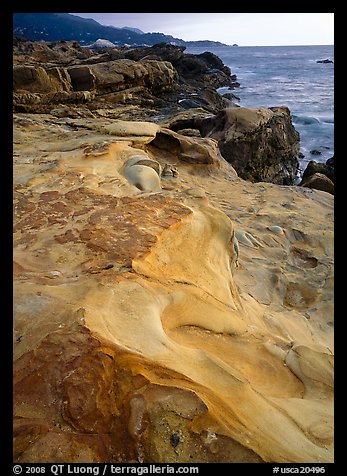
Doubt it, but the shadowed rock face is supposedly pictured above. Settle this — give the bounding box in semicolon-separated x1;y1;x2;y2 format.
13;113;333;463
299;159;334;195
196;107;300;185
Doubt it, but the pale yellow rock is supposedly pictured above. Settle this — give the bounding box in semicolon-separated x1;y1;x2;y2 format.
99;120;160;138
221;107;274;140
123;164;161;192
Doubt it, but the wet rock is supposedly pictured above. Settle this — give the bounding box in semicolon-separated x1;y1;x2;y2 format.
326;156;334;168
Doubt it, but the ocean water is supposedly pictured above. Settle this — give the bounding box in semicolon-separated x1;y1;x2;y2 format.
186;45;334;179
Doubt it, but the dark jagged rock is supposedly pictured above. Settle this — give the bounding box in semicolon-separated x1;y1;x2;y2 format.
192;106;300;184
120;42;186;64
326;156;334;168
299;156;334;194
300;173;334;195
300;159;334;184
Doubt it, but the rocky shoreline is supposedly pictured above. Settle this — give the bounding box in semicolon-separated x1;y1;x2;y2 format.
13;39;334;463
14;39;305;186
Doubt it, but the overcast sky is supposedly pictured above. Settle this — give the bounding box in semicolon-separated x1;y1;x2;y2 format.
71;13;334;46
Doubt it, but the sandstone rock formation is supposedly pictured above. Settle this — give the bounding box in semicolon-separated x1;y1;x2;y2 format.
13;113;334;463
162;106;301;185
194;107;300;184
13;40;304;188
13;41;238;119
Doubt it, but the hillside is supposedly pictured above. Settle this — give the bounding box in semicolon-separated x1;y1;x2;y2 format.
13;13;229;47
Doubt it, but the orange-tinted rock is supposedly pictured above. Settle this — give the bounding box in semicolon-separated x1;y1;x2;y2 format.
13;114;334;463
14;324;264;463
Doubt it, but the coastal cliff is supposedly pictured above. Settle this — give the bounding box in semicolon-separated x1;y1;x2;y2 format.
13;41;334;463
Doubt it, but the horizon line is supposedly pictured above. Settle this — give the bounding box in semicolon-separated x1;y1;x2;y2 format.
204;44;334;47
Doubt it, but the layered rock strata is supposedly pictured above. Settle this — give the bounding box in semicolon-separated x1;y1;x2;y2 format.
13;40;303;187
167;107;300;184
13;41;239;118
13;114;334;463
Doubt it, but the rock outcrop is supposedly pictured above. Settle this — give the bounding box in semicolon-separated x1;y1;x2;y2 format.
13;41;238;118
300;173;334;195
300;157;334;195
13;65;73;93
13;113;334;463
13;40;304;187
301;158;334;183
171;107;300;184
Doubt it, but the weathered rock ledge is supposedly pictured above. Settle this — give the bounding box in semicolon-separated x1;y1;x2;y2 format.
13;40;239;119
13;40;302;186
13;113;334;463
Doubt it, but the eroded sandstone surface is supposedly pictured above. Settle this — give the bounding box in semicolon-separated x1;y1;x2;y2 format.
13;113;333;463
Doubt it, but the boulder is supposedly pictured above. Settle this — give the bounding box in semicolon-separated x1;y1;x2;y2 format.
174;54;232;89
150;127;236;169
122;43;186;64
13;65;72;93
195;51;232;76
162;108;214;130
300;160;334;184
300;172;334;195
326;156;334;167
88;59;178;95
195;106;300;184
67;66;96;91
